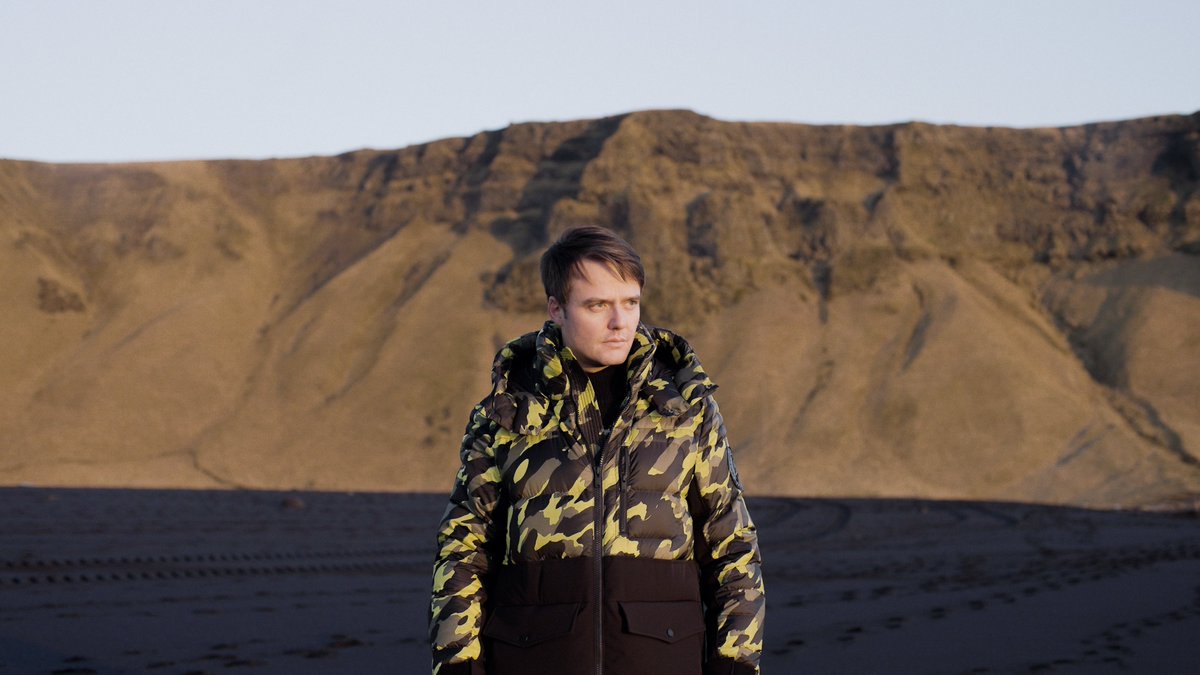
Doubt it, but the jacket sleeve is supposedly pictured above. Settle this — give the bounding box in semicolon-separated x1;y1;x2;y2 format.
430;404;503;675
690;397;765;675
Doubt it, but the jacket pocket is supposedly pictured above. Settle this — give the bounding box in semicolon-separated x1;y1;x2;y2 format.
481;602;582;647
483;603;586;675
618;600;705;643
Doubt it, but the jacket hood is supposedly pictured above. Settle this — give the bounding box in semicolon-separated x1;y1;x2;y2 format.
483;321;717;434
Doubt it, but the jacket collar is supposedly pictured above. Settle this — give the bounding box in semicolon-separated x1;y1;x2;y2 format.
484;321;717;434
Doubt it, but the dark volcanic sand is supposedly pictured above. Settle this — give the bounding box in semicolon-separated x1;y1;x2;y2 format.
1;489;1198;674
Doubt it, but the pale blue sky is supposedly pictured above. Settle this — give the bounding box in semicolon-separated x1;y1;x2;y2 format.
2;0;1197;163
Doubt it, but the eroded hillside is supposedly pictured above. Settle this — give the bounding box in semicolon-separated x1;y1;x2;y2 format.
2;110;1197;506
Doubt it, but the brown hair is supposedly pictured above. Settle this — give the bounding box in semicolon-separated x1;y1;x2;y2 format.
540;225;645;303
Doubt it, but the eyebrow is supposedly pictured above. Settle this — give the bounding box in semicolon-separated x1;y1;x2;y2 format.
579;294;641;304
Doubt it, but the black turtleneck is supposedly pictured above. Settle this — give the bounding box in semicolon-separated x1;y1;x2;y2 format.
587;364;628;432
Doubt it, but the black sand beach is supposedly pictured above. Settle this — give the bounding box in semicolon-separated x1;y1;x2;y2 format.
1;488;1198;674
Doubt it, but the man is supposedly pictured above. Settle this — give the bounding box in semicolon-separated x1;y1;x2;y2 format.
431;226;764;675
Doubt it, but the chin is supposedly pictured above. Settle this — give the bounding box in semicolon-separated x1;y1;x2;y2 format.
603;346;631;364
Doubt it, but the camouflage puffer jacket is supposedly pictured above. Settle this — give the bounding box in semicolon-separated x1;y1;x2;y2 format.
431;322;764;675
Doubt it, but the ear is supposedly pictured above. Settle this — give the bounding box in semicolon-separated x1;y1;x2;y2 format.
547;296;565;323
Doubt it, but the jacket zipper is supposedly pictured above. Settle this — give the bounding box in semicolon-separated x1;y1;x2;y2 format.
580;371;638;675
567;366;605;675
618;443;629;536
590;404;629;674
593;449;604;675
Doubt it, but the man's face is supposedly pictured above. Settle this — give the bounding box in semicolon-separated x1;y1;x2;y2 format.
547;259;642;373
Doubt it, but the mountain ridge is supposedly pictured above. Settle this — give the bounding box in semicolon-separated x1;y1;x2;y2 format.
2;109;1198;507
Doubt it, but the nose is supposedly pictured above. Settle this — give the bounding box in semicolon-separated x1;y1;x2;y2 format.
609;305;633;330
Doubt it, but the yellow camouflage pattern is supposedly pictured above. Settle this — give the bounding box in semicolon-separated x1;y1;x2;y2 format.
431;322;765;673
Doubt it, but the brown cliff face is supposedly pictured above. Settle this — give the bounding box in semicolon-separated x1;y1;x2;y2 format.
1;110;1198;507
